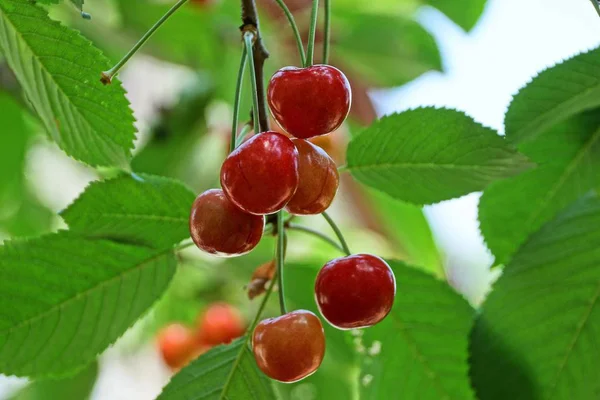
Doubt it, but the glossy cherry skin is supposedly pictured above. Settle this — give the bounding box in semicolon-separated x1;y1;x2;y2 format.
196;303;246;346
315;254;396;329
157;324;197;370
189;189;264;256
221;131;299;215
286;139;339;215
268;65;352;139
253;310;325;383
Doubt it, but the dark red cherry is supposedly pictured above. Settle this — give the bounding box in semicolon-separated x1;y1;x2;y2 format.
267;65;352;139
189;189;264;256
286;139;339;215
220;131;299;215
253;310;325;383
315;254;396;329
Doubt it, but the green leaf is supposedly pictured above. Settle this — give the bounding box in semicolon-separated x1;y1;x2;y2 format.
334;11;442;87
479;111;600;264
346;108;532;205
422;0;487;31
61;173;196;249
360;261;474;399
0;93;29;199
506;46;600;145
0;231;176;377
157;338;276;400
8;361;98;400
365;188;444;278
470;192;600;400
0;0;136;167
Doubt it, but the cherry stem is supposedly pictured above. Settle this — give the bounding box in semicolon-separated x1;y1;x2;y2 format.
235;123;253;148
323;0;331;64
590;0;600;17
244;32;261;135
273;0;306;66
101;0;188;84
287;223;346;254
337;164;348;173
276;210;288;314
240;0;270;132
305;0;319;67
221;272;277;394
321;211;351;256
230;46;248;153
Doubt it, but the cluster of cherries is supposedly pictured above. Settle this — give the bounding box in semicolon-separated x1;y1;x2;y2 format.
189;64;396;383
157;303;245;370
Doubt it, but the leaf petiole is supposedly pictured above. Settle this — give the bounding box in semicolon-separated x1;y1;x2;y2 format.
101;0;189;84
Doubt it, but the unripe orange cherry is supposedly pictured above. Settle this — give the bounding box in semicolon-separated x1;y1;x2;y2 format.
286;139;339;215
253;310;325;383
220;131;299;215
189;189;264;256
196;303;246;346
157;324;197;370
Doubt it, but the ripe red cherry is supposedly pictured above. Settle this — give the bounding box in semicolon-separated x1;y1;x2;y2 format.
315;254;396;329
157;324;196;370
196;303;246;346
268;65;351;139
286;139;339;215
189;189;264;256
220;131;299;215
253;310;325;382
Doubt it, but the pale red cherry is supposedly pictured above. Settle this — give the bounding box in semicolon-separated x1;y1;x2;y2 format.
189;189;264;256
286;139;339;215
252;310;325;382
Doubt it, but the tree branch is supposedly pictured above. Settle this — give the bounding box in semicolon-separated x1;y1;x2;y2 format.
240;0;270;132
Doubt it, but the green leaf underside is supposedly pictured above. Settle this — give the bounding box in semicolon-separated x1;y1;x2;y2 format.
0;0;135;167
0;231;176;377
479;111;600;264
347;108;532;205
361;261;474;399
8;361;98;400
157;339;276;400
470;192;600;400
334;11;442;87
505;45;600;145
423;0;487;31
61;173;196;248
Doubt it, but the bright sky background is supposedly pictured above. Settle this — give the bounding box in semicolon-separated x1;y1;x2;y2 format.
373;0;600;304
